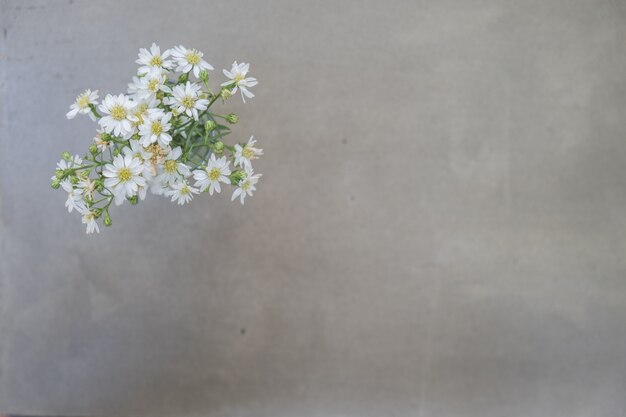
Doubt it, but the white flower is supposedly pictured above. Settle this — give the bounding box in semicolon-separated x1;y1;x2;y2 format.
56;155;82;171
193;153;231;195
128;73;170;101
221;62;257;103
121;140;151;201
156;146;190;184
79;208;100;234
136;43;173;76
165;82;209;120
234;136;263;171
138;110;173;147
165;179;199;205
66;89;99;120
102;154;146;206
60;179;87;213
171;45;213;77
98;94;138;138
231;169;262;205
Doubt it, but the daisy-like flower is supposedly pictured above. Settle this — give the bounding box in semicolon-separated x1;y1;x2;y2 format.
165;179;199;205
60;179;87;213
98;94;138;138
121;139;152;201
165;82;209;120
156;146;190;184
221;61;257;103
234;136;263;171
102;154;146;206
136;43;173;76
66;89;99;120
79;208;100;234
128;73;171;101
171;45;213;78
193;153;231;195
130;97;160;127
231;169;262;205
138;110;173;147
56;154;82;171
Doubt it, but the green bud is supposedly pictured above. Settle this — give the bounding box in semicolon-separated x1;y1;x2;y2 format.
92;208;102;218
230;170;246;184
100;132;112;141
204;120;216;132
95;180;104;192
51;178;61;189
178;72;189;84
89;144;98;155
226;113;239;124
171;116;182;128
103;211;112;227
129;195;139;205
213;140;224;153
55;169;65;179
70;175;79;185
61;151;72;161
199;70;209;83
220;88;232;100
112;148;121;157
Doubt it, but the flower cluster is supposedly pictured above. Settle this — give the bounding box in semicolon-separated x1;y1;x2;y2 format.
53;43;262;234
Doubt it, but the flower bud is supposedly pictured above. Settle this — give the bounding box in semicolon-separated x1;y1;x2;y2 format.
171;116;182;127
226;113;239;124
51;178;61;189
129;195;139;205
103;211;113;227
230;170;246;184
178;73;188;84
92;208;102;218
112;148;121;157
199;70;209;83
220;88;232;100
205;120;216;132
213;141;224;153
61;151;72;161
70;175;79;185
95;180;104;192
100;132;112;142
55;169;65;179
89;144;98;155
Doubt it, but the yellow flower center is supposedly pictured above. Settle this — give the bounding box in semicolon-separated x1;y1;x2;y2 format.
133;103;149;125
180;185;190;195
148;78;160;92
149;55;163;67
208;168;221;181
234;73;245;83
118;167;132;182
181;96;195;109
186;51;201;65
242;147;255;159
151;121;163;135
164;159;178;173
110;105;127;121
77;94;90;109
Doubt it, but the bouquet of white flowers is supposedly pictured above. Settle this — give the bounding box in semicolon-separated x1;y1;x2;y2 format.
52;44;263;234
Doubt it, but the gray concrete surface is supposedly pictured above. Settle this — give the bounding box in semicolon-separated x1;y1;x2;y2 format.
2;0;626;416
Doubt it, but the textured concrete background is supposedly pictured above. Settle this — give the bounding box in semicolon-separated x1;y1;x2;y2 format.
2;0;626;416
